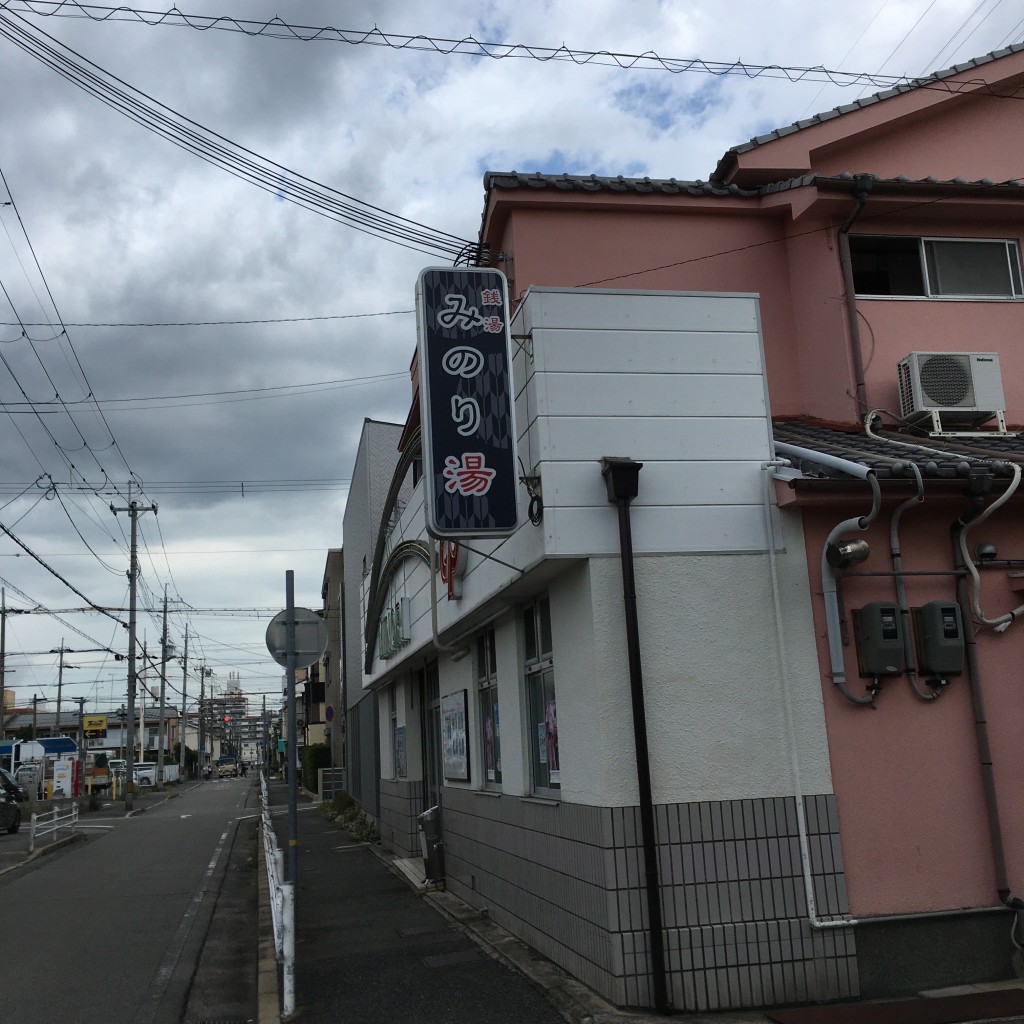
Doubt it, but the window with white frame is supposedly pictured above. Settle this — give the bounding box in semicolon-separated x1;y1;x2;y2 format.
850;235;1024;298
523;597;558;792
476;627;501;786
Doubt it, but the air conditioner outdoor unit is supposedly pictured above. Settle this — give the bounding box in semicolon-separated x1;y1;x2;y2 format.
897;351;1009;434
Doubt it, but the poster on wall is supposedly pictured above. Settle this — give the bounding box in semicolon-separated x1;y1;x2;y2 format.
394;726;407;779
441;690;469;781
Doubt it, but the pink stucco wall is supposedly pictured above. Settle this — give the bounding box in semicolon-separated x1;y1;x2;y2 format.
482;47;1024;919
797;497;1024;915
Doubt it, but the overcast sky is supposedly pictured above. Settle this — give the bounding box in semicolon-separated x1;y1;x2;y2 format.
0;0;1020;718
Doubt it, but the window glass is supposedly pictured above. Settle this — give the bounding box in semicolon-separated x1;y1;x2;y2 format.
924;240;1021;296
539;597;552;657
523;606;537;663
850;236;924;295
527;668;559;791
477;629;501;785
524;599;558;793
851;235;1023;298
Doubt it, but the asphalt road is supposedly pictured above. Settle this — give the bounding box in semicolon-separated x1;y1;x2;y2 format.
0;779;257;1024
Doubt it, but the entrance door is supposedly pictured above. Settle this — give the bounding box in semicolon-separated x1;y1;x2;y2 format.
420;661;442;811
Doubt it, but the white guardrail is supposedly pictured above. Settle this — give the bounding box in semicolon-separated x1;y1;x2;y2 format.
29;802;79;854
260;774;295;1018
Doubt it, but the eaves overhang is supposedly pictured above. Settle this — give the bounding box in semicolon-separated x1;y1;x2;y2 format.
772;419;1024;505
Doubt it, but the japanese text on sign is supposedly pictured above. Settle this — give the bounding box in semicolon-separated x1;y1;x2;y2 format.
416;267;518;538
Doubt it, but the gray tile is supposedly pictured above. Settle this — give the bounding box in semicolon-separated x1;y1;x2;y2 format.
710;802;724;841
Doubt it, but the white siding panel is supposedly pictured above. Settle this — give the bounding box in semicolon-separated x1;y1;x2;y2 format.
536;328;764;374
540;460;768;508
542;415;772;462
544;504;771;556
520;287;760;333
535;371;767;418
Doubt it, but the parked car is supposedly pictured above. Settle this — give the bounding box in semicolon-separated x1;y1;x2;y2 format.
0;790;20;834
133;762;157;787
0;767;27;802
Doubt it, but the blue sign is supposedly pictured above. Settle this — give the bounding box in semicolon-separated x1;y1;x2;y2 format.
416;267;519;538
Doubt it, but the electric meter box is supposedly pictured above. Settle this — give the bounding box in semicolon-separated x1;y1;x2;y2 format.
853;602;905;677
914;601;965;677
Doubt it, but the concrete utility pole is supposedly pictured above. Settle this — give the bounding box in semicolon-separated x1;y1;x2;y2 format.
52;641;78;739
179;626;188;778
0;588;6;744
110;497;158;812
157;586;168;788
75;697;86;790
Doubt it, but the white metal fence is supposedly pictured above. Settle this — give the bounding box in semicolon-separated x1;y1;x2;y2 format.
29;802;78;854
260;774;295;1018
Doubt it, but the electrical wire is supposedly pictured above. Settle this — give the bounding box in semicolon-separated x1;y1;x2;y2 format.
0;309;416;327
0;1;1020;94
0;11;474;258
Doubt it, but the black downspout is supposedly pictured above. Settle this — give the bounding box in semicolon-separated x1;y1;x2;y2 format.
838;175;873;417
601;457;670;1015
952;498;1024;917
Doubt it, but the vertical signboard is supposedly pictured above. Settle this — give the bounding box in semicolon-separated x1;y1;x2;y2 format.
416;267;518;538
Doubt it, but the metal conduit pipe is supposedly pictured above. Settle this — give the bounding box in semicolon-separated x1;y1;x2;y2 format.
774;441;882;706
762;460;854;929
952;504;1024;923
888;463;941;700
838;176;873;417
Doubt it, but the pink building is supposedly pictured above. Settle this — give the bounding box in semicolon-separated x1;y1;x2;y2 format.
357;44;1024;1013
479;45;1024;1006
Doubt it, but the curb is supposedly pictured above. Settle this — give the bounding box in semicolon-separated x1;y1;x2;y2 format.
0;829;87;876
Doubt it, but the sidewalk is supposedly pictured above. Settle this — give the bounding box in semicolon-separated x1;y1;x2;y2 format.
262;781;767;1024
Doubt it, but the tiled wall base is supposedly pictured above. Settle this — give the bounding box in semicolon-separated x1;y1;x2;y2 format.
379;778;421;858
440;788;856;1012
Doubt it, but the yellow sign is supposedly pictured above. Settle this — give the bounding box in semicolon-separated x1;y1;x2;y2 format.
83;714;108;738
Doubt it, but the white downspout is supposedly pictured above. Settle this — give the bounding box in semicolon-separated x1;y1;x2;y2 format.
762;460;857;929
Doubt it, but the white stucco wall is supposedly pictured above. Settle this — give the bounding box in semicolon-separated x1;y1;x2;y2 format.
359;287;831;810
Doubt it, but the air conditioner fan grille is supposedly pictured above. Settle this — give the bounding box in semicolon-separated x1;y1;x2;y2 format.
917;354;975;408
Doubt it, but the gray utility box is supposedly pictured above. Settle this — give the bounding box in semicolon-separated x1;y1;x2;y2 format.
914;601;965;677
417;805;445;882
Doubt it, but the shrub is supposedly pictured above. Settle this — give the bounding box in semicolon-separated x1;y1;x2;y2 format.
321;790;379;843
300;743;330;792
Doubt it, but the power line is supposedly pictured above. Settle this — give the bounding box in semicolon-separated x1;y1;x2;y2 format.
0;309;416;327
0;10;476;258
0;517;127;626
0;478;350;495
2;1;1021;93
0;368;407;412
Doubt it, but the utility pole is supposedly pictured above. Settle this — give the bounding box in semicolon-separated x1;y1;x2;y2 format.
75;696;86;795
157;586;168;788
32;693;39;739
110;497;157;812
50;643;80;739
198;663;205;774
140;642;147;763
0;588;6;744
179;626;188;778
